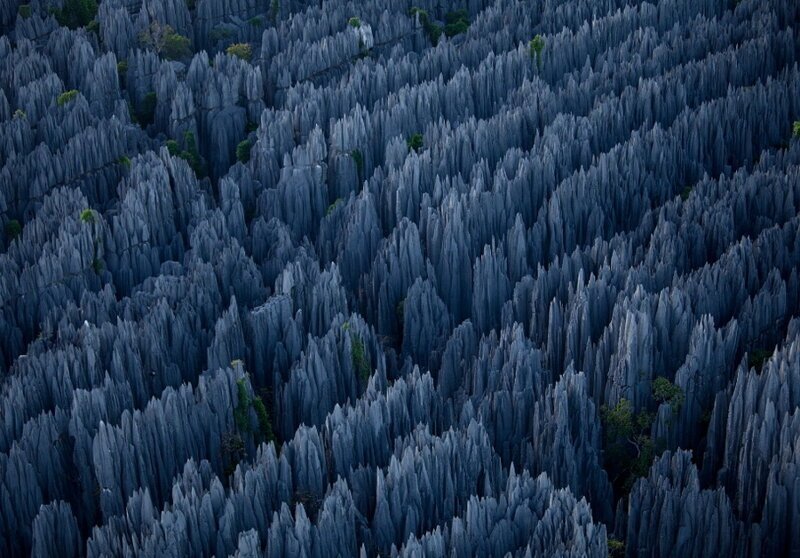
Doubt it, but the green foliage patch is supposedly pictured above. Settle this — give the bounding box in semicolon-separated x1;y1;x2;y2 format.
410;7;441;45
351;334;371;382
236;139;253;163
652;377;685;411
136;92;157;127
226;43;252;61
80;209;95;223
748;348;772;371
234;378;275;444
407;133;424;153
444;10;469;37
4;220;22;242
601;398;657;495
53;0;97;29
529;35;545;67
57;90;79;106
607;538;626;558
326;198;343;216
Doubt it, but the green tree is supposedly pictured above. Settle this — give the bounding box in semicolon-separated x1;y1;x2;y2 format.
233;377;275;444
407;133;424;153
444;10;469;38
351;334;371;382
652;377;685;411
410;7;442;45
270;0;280;23
226;43;252;61
136;92;157;126
748;348;772;371
601;398;656;494
54;0;97;29
4;220;22;242
171;131;204;177
348;16;361;28
18;4;31;18
529;35;545;68
162;33;191;60
793;121;800;138
139;22;192;60
350;149;364;179
236;139;253;163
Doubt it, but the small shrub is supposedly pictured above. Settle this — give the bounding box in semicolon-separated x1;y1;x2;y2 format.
245;120;259;133
351;334;371;382
529;34;545;67
117;60;128;75
680;184;693;201
118;156;131;168
407;133;424;153
226;43;252;61
80;209;95;223
18;4;32;18
86;19;99;34
4;220;22;241
348;16;361;28
236;139;253;163
57;89;79;106
444;9;469;37
92;257;104;274
793;121;800;138
607;538;626;558
248;16;263;26
165;139;179;156
13;109;25;119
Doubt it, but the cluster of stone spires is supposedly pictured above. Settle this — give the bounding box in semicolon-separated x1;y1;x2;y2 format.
1;0;799;555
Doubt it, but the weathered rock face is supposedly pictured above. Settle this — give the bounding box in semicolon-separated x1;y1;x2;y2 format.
1;0;799;556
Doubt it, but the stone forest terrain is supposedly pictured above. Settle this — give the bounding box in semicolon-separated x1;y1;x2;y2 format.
0;0;799;556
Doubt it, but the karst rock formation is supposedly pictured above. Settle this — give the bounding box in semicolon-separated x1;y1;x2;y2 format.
1;0;799;556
